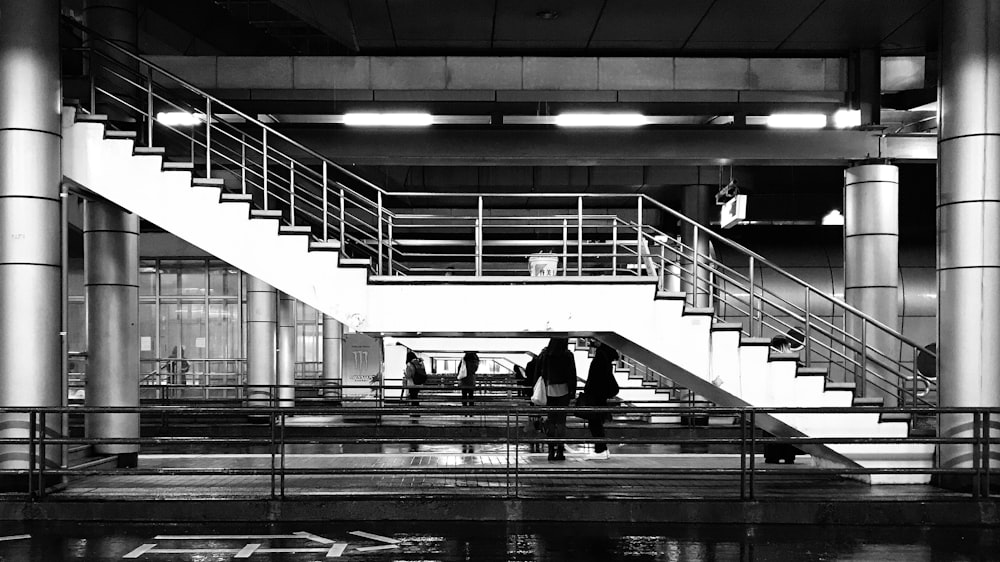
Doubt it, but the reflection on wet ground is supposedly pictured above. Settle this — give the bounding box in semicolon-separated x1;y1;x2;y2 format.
0;521;996;561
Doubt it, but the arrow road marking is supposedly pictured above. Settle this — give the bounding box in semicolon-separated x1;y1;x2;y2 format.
0;535;30;543
356;544;399;552
326;543;348;557
294;531;335;544
234;543;260;558
349;531;399;544
122;544;156;558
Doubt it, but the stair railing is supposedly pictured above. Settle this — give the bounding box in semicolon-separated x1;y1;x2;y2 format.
65;18;934;408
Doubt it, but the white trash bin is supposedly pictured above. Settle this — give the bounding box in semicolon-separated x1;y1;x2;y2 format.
528;253;559;276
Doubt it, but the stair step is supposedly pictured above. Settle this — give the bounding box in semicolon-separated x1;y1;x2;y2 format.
768;351;799;362
655;290;686;300
279;225;312;235
825;382;856;392
796;367;828;377
250;209;283;220
853;396;885;407
682;306;714;316
76;114;109;123
309;241;342;252
220;193;253;203
340;258;371;268
880;412;912;424
711;322;743;332
163;161;195;171
192;177;225;187
105;130;136;139
741;337;772;346
133;146;166;156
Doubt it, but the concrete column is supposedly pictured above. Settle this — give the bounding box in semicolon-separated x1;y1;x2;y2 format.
844;164;900;405
246;276;277;406
83;203;139;462
277;292;296;407
83;0;139;119
938;0;1000;477
83;0;140;468
0;0;63;486
682;185;712;308
322;315;343;398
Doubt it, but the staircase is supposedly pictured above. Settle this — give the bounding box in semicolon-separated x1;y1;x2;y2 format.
61;18;937;484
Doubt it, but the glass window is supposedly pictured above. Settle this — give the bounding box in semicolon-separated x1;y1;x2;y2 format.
139;302;157;361
139;261;157;296
209;261;240;296
159;260;206;296
68;259;85;297
67;300;86;353
209;301;241;359
159;300;206;360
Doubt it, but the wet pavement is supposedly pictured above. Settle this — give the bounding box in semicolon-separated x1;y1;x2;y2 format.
0;521;996;561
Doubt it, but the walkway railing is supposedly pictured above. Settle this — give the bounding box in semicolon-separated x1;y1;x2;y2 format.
63;17;935;407
1;405;994;501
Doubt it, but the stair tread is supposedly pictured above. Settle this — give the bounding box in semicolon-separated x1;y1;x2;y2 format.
250;210;283;218
854;396;885;406
825;382;856;391
654;290;686;300
340;258;371;266
279;225;312;234
163;162;195;170
741;337;773;346
76;114;109;122
796;367;828;376
768;351;799;362
309;241;342;251
133;146;166;155
193;177;225;186
711;322;743;332
683;306;714;316
880;412;912;423
220;193;253;202
105;130;136;138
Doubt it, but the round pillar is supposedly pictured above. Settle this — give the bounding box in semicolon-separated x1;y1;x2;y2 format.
0;0;63;484
246;276;276;407
277;292;296;408
84;202;139;457
322;315;343;398
682;185;712;308
844;164;900;405
937;0;1000;477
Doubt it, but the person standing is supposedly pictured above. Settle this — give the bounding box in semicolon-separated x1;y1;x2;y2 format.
539;337;576;461
584;342;620;459
458;351;480;413
402;351;425;413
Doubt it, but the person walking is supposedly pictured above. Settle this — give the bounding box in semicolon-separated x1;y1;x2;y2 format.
538;337;576;461
583;342;620;459
402;351;426;416
458;351;480;413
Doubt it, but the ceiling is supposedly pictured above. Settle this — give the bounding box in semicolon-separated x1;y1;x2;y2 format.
113;0;941;240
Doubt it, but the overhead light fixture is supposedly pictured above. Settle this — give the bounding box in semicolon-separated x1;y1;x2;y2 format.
909;101;937;112
832;109;862;129
821;209;845;225
156;111;203;126
342;113;433;127
553;113;648;127
765;113;827;129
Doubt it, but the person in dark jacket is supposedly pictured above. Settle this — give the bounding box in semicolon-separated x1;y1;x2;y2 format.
583;342;620;459
522;352;544;453
538;337;576;461
458;351;480;411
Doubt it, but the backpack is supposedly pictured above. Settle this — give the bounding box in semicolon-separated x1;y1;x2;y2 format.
411;358;428;385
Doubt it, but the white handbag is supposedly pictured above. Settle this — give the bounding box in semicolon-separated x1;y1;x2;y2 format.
457;360;467;380
530;377;548;406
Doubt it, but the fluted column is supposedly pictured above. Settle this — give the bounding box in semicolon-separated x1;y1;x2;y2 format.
844;163;900;406
322;315;343;398
277;292;296;408
0;0;63;487
937;0;1000;479
246;276;277;406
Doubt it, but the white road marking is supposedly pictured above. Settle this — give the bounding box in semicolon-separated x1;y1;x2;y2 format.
326;543;348;557
122;543;156;558
234;543;260;558
349;530;399;544
294;531;335;544
356;544;399;552
154;534;322;542
0;534;30;542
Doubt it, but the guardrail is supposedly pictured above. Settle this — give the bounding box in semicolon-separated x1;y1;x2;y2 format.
2;405;994;501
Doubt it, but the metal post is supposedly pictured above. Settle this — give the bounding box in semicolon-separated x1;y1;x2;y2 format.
748;257;756;337
637;197;644;273
612;223;618;276
339;186;346;250
204;98;211;178
322;162;328;241
973;412;982;499
477;196;484;276
387;217;394;275
262;129;269;210
748;409;756;501
240;134;246;195
912;346;919;407
804;290;812;366
145;66;153;147
561;220;568;276
985;411;992;498
28;412;36;498
740;409;747;500
289;161;295;227
279;412;286;499
577;196;583;276
38;412;45;498
693;227;701;299
377;191;383;275
269;411;276;499
859;320;868;394
89;63;96;114
659;243;665;290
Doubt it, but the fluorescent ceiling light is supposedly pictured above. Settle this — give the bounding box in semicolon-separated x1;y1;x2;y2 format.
821;209;845;225
909;101;937;112
156;111;203;126
832;109;862;129
766;113;827;129
342;113;433;127
553;113;648;127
